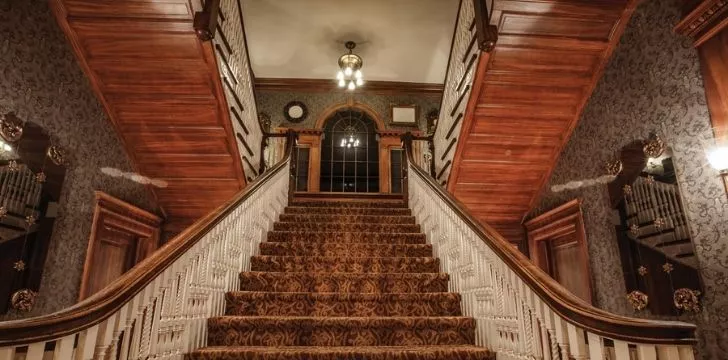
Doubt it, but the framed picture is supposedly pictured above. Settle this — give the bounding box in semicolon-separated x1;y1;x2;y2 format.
390;104;418;127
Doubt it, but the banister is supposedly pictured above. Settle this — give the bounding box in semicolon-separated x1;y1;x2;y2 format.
0;130;298;347
401;134;697;345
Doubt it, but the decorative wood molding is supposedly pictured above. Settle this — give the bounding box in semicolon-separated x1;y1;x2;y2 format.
78;192;162;301
524;199;593;304
314;102;386;131
675;0;728;47
255;78;444;96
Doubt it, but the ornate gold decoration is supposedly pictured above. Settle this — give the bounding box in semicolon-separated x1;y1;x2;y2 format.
7;160;18;172
662;262;674;274
13;260;25;272
645;175;656;185
35;172;46;183
0;206;7;219
10;289;37;312
46;145;66;166
637;266;648;276
605;159;623;176
626;290;649;311
673;288;701;313
25;214;36;227
643;134;666;158
654;217;666;231
629;224;640;236
0;112;24;143
623;184;633;196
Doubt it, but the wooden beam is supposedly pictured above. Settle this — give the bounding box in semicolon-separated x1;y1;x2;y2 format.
254;78;444;96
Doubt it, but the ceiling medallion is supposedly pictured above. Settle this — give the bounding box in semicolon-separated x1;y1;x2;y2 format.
662;262;674;274
47;145;66;166
13;260;26;272
605;159;623;176
673;288;701;313
626;290;649;311
10;289;37;312
629;224;640;236
283;101;308;123
0;112;24;143
643;134;666;158
336;41;364;91
637;265;648;276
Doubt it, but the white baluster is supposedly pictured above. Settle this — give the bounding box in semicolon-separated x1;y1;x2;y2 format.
75;324;99;360
613;340;630;360
587;332;604;360
0;347;13;360
637;344;657;360
53;335;75;360
657;346;681;360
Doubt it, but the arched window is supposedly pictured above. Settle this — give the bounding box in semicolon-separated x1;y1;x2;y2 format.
320;109;379;192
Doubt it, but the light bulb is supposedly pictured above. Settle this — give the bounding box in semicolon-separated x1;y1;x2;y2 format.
349;136;354;142
347;143;352;148
340;139;346;147
336;71;344;80
356;78;363;86
348;81;356;90
344;67;353;76
338;79;346;87
355;70;362;79
3;144;11;151
708;147;728;172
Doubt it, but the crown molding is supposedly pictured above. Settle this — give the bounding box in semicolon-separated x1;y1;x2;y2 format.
675;0;728;47
254;78;444;96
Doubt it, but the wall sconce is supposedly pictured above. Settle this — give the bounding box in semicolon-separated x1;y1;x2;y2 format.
707;146;728;196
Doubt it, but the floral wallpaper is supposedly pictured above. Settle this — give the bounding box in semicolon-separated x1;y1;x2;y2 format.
0;1;159;318
256;90;441;132
529;0;728;357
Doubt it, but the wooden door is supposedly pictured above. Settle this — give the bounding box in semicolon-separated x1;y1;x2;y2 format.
525;199;593;304
79;192;161;300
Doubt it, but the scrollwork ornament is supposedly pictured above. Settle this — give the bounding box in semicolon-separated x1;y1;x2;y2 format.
605;159;623;176
673;288;701;313
643;134;666;158
0;112;24;143
46;145;66;166
626;290;649;311
10;289;37;312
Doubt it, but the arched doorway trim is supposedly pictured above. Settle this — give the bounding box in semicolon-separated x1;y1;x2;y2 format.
314;101;386;131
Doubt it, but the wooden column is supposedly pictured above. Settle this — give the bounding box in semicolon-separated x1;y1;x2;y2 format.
378;132;404;193
296;130;323;192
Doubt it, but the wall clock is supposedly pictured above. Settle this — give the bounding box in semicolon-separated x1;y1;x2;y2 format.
283;101;308;123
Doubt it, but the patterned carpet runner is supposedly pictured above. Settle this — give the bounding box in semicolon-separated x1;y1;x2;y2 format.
188;194;495;360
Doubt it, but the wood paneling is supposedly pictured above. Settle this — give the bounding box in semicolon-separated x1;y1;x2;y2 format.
50;0;248;232
255;78;444;96
448;0;638;241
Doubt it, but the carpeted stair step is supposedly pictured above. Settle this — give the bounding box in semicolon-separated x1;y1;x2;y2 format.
279;214;416;225
260;242;432;257
250;256;439;273
240;272;449;293
290;200;407;209
206;316;476;346
187;345;496;360
274;222;420;233
285;206;412;216
224;292;463;317
266;231;426;244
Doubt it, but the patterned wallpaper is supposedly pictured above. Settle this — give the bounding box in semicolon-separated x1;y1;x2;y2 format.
529;0;728;357
0;1;159;318
256;90;441;132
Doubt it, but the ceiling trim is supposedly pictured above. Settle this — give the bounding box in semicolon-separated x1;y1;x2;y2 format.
674;0;728;47
254;78;444;96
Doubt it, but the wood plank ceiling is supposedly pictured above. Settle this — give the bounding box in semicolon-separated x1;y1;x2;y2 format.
448;0;638;243
50;0;247;235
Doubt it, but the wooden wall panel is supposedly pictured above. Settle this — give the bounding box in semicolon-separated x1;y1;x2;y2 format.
448;0;638;238
51;0;247;235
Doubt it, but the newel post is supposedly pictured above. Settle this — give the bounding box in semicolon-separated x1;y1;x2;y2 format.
287;130;298;204
401;132;414;206
194;0;220;41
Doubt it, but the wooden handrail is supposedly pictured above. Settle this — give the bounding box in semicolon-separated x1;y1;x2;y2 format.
401;134;697;345
0;130;298;346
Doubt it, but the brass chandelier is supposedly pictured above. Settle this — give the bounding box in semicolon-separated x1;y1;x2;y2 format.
336;41;364;90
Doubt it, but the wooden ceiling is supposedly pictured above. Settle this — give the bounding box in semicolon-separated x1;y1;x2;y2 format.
447;0;638;242
50;0;247;234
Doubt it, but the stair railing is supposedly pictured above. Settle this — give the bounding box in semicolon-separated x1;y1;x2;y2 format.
0;131;297;360
401;135;697;360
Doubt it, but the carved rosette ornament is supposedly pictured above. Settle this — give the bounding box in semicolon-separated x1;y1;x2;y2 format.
0;112;24;143
629;224;640;236
7;160;18;172
654;217;666;231
25;214;37;227
0;206;7;219
637;266;648;276
645;175;655;185
46;145;66;166
662;262;674;274
10;289;37;312
626;290;649;311
13;260;25;272
643;134;666;158
36;172;46;183
605;159;623;176
623;184;633;196
673;288;701;313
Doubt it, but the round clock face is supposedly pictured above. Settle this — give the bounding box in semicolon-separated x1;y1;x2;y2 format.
283;101;308;123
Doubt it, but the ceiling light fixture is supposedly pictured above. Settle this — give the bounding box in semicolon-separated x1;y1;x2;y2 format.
336;41;364;91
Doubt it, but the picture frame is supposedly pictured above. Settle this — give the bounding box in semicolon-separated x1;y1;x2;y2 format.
390;104;419;127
